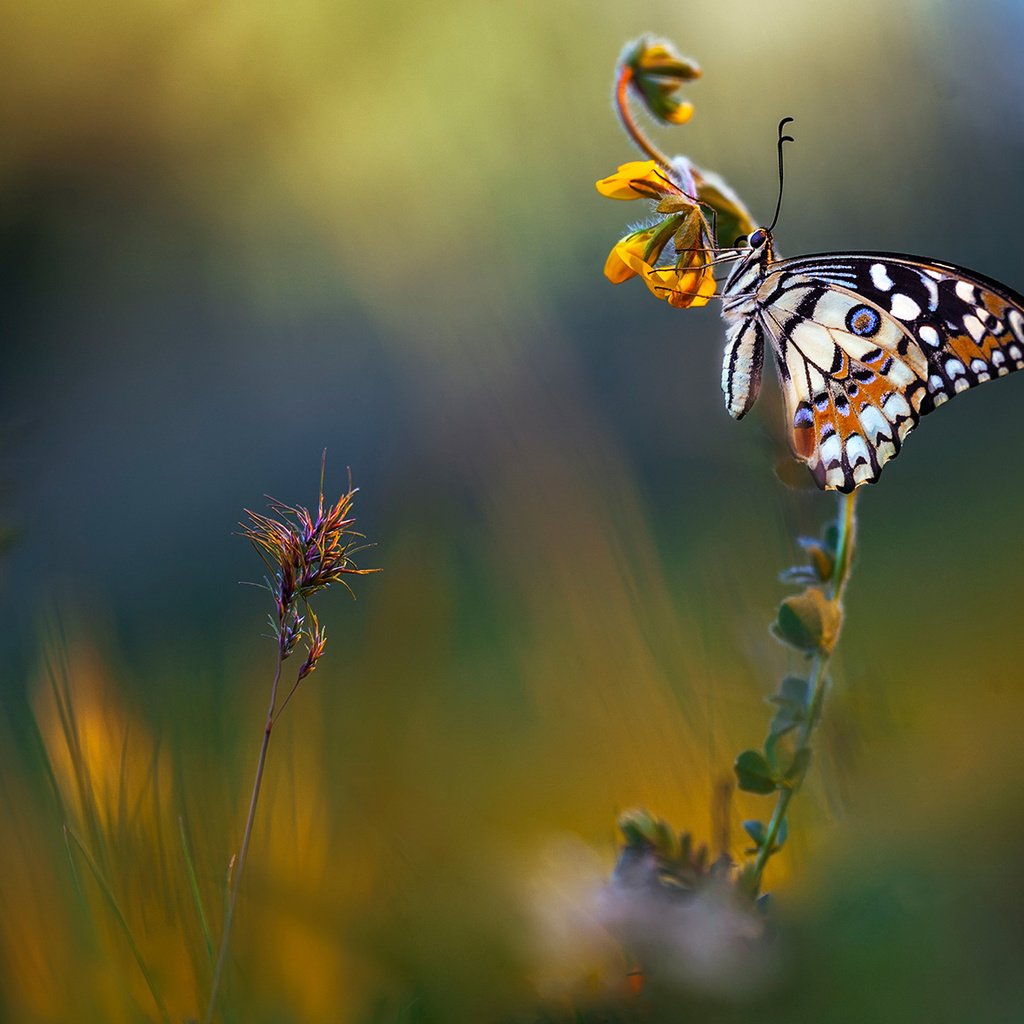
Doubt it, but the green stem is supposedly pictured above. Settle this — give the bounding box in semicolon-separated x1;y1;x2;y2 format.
749;491;859;891
202;651;285;1024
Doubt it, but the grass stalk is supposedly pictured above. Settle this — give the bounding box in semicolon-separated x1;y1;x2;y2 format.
64;824;173;1024
202;652;284;1024
179;815;215;967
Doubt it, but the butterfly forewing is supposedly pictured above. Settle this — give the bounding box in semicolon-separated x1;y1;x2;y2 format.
723;245;1024;491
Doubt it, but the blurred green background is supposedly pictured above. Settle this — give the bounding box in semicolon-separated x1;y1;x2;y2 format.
3;0;1024;1020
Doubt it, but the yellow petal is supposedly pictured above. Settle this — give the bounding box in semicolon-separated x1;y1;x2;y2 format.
603;228;658;283
662;100;695;125
603;245;638;283
595;160;679;200
642;263;716;309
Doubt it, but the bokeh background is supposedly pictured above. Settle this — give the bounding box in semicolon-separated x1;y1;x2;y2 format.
3;0;1024;1020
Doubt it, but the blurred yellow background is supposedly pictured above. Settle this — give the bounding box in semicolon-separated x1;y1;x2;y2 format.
3;0;1024;1020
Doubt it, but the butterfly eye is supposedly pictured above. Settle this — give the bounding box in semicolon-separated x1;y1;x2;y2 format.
749;228;768;248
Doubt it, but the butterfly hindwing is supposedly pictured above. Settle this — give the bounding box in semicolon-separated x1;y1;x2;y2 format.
721;315;766;419
754;252;1024;491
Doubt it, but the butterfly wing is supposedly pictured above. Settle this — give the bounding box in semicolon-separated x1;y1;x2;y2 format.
757;252;1024;491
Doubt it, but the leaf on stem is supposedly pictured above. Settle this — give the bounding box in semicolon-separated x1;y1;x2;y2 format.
734;749;778;795
772;587;841;653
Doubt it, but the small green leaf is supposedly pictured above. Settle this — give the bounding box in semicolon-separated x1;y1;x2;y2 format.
745;818;788;857
743;819;767;848
734;749;778;794
773;587;840;653
799;537;834;582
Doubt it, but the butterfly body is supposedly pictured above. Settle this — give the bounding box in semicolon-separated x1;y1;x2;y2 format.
720;228;1024;491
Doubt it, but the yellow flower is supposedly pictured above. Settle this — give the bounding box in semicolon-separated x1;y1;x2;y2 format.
603;202;717;308
595;161;688;202
603;227;658;283
643;261;717;309
622;37;701;126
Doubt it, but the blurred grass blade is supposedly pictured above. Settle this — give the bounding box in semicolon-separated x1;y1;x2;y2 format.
63;823;173;1024
44;627;106;863
179;815;215;966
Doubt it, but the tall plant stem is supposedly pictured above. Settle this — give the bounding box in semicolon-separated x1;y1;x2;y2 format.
750;491;859;891
203;653;284;1024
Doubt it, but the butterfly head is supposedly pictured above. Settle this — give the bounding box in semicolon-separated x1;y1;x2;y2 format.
736;227;773;258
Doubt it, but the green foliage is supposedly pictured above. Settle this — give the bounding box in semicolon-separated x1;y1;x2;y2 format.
772;588;839;654
734;749;778;794
743;818;787;854
733;495;858;893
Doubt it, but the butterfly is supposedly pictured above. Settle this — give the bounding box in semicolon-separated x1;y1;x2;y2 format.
719;226;1024;492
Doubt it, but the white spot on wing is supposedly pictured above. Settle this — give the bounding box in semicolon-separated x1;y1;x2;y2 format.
874;437;896;464
1009;309;1024;344
845;433;870;467
956;281;977;303
890;293;921;320
859;405;888;442
870;263;894;291
820;432;842;466
885;360;916;387
921;274;939;311
825;466;846;489
853;461;874;485
963;314;986;342
918;324;941;348
883;392;911;420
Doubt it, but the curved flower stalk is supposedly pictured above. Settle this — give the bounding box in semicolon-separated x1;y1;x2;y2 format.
596;36;756;309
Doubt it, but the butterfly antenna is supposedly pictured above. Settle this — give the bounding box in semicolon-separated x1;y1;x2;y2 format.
767;116;795;233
